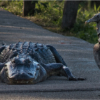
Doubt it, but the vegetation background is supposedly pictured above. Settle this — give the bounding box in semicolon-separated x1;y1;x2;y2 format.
0;0;99;43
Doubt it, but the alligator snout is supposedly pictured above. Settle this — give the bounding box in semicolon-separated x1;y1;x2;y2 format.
4;57;40;84
12;72;34;80
8;71;34;84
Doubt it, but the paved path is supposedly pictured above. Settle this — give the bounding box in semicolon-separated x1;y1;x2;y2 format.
0;7;100;99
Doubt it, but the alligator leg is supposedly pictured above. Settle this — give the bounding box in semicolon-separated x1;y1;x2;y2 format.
41;63;63;75
93;43;100;68
47;45;67;66
47;45;85;81
42;63;73;78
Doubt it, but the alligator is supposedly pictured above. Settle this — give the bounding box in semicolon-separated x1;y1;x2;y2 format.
86;13;100;69
0;42;84;84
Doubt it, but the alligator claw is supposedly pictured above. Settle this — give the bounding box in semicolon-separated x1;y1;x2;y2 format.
69;77;86;81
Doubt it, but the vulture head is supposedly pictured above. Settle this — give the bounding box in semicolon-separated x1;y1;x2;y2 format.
85;13;100;36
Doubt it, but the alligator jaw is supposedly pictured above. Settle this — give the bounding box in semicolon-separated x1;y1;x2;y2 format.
8;78;34;84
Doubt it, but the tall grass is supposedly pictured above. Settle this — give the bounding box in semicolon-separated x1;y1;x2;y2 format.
0;1;100;43
0;0;23;16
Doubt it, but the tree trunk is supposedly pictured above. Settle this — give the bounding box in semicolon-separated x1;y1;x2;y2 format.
62;1;79;29
23;1;36;16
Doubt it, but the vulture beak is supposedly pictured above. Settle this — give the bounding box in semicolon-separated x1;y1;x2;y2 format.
85;19;92;24
85;18;96;24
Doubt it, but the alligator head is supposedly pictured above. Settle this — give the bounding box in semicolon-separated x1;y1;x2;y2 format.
85;13;100;36
0;54;40;84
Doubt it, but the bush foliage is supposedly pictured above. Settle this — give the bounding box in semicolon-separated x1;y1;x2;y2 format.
0;0;100;43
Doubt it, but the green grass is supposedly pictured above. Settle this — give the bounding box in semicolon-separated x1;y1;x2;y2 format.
0;1;100;43
0;0;23;16
71;3;98;43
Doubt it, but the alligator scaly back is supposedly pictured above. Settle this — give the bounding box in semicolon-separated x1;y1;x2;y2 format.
0;42;56;64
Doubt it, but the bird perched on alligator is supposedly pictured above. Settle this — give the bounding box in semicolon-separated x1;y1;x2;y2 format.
86;13;100;69
0;42;84;84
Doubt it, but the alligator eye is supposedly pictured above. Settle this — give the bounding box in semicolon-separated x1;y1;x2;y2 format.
12;59;15;63
12;58;16;63
12;58;20;64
